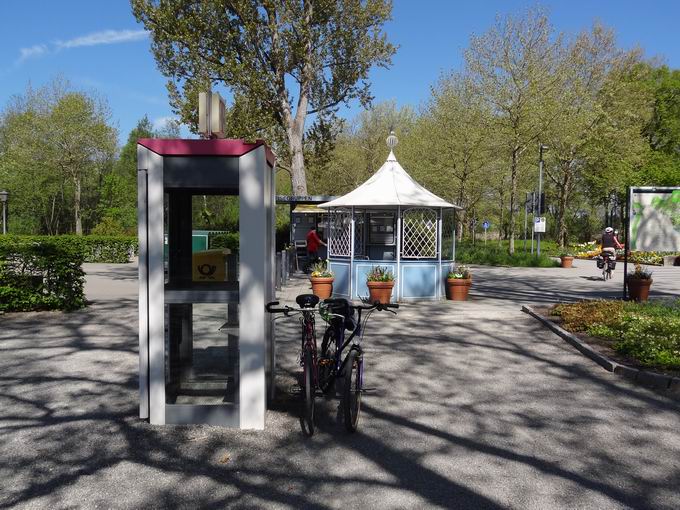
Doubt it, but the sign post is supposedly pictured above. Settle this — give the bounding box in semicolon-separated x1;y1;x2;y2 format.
482;220;490;244
534;216;546;256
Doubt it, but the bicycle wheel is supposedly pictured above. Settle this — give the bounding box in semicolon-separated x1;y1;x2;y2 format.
343;349;362;433
301;348;315;436
319;328;337;394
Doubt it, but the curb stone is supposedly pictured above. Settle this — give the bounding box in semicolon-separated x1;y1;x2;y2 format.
522;305;674;392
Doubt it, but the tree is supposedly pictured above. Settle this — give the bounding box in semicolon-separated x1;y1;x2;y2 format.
412;73;492;239
0;79;116;234
540;25;650;246
96;116;155;234
309;101;416;194
464;8;565;253
132;0;396;195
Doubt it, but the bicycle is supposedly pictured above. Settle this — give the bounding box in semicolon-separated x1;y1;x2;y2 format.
596;251;616;281
266;295;398;435
319;297;398;432
266;293;320;436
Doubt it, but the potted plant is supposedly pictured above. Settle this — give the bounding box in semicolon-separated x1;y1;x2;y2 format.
627;263;653;302
559;252;574;268
366;266;395;304
446;264;472;301
309;260;334;299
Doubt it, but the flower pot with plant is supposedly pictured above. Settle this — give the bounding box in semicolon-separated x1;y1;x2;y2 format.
560;253;574;268
309;260;334;299
446;264;472;301
627;263;653;302
366;266;395;304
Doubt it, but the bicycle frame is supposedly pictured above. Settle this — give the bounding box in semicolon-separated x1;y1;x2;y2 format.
300;311;318;385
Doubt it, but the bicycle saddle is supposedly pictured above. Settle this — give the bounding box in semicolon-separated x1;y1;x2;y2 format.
296;294;320;308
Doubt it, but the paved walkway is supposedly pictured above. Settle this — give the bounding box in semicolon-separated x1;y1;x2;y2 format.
0;261;679;509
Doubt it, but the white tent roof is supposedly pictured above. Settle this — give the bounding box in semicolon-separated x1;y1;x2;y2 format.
319;151;461;209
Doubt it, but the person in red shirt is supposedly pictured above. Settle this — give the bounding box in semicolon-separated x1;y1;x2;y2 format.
306;227;326;264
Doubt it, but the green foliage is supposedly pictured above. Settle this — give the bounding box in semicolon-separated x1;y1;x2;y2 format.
0;78;117;235
310;260;333;278
0;236;86;311
208;232;239;251
132;0;396;194
554;299;680;369
447;264;471;279
456;241;560;267
0;235;137;264
628;263;653;280
366;266;394;282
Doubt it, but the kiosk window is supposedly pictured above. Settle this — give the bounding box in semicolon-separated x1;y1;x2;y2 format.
369;213;395;245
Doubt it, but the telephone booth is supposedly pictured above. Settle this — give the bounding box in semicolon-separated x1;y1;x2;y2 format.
137;139;275;429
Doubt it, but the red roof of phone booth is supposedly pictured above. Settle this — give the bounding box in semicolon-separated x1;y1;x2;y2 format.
137;138;275;167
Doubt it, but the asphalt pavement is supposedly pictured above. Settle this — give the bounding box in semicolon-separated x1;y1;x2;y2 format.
0;259;679;509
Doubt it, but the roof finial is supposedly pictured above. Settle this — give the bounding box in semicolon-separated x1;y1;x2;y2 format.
386;130;398;149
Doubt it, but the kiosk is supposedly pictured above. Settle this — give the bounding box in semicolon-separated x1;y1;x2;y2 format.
319;134;461;301
137;138;275;429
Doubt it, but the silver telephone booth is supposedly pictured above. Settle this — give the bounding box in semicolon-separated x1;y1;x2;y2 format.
137;139;275;429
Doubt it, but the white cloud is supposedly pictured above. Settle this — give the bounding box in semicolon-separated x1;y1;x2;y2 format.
152;116;180;130
56;29;148;49
18;44;48;62
14;29;149;65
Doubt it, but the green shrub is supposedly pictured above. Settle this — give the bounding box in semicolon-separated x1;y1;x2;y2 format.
0;236;86;312
209;232;239;251
553;299;680;369
456;243;559;267
76;236;138;263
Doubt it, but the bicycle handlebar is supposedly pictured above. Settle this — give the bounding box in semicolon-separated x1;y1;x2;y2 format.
323;298;399;313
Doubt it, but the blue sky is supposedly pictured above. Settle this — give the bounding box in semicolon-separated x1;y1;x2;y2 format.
1;0;679;144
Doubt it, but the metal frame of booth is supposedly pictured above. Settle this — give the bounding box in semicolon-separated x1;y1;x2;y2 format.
137;139;275;429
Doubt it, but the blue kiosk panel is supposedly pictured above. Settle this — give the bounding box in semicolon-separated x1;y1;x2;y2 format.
329;258;454;301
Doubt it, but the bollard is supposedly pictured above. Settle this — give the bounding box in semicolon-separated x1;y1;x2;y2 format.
275;252;282;291
282;250;288;284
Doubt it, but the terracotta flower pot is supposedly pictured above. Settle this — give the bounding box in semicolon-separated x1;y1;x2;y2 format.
310;276;334;299
628;278;653;302
560;256;574;268
447;278;471;301
367;281;394;304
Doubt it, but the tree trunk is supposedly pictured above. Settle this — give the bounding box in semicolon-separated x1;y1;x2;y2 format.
288;127;308;196
556;163;571;248
508;149;518;254
74;176;82;235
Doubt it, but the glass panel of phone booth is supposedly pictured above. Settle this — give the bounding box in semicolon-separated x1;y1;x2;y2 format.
163;193;240;405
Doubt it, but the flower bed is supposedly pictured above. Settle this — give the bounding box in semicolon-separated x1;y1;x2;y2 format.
551;300;680;370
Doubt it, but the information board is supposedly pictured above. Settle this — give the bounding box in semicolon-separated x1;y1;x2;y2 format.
629;188;680;251
533;217;546;233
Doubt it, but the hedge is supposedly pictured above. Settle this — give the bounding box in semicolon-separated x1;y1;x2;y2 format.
0;235;138;263
209;232;239;251
0;236;86;312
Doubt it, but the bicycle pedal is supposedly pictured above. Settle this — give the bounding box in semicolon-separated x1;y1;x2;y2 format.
318;359;333;366
289;385;302;395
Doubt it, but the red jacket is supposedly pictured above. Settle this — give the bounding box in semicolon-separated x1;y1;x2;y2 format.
306;230;322;252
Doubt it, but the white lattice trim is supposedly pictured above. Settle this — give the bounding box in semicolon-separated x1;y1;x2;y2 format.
402;208;437;258
329;209;352;257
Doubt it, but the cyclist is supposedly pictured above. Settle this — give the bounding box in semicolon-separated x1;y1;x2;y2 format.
601;226;623;257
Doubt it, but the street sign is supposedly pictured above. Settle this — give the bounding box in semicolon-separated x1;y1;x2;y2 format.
482;220;490;230
534;217;546;233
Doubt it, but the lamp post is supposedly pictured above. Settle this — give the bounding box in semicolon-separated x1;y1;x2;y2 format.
537;145;548;256
0;190;8;234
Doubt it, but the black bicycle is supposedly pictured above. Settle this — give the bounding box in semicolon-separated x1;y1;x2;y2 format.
266;295;398;434
596;251;617;281
320;297;398;432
